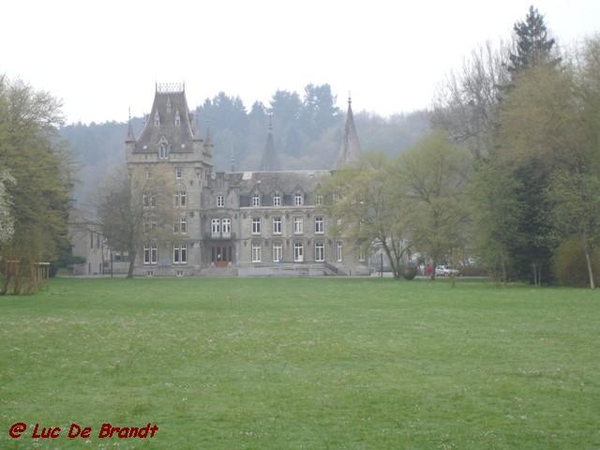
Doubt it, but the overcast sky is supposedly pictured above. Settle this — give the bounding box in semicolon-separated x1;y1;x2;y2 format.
2;0;598;124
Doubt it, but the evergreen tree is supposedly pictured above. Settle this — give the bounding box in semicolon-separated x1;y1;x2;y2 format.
507;5;560;74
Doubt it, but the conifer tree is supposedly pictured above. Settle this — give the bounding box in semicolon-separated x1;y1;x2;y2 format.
507;5;560;74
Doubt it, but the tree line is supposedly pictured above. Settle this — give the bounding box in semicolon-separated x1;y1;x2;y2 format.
325;6;600;288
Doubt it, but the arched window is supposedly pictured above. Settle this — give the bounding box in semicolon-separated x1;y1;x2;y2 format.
158;138;169;159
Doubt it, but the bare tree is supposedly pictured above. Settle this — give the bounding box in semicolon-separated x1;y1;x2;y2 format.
97;165;175;278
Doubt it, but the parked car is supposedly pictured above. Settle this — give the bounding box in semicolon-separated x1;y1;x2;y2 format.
435;265;461;277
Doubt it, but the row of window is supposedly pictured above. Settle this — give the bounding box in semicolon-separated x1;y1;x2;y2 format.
143;191;187;208
249;193;323;208
251;241;342;263
143;244;188;265
250;216;324;235
145;191;325;210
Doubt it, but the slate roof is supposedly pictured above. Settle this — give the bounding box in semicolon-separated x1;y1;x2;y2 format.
229;170;330;195
259;117;281;171
134;85;200;153
335;98;361;168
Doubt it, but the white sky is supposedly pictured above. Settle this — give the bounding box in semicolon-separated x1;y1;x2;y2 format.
2;0;598;124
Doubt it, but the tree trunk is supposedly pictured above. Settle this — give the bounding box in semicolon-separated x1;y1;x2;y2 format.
584;245;595;289
127;250;136;279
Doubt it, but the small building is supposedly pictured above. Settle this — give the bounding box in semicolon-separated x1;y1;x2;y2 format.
68;208;108;275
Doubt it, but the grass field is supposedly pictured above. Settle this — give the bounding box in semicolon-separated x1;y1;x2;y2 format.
0;277;599;449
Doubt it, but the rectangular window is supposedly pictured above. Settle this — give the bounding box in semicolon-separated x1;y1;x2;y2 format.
273;243;283;262
316;195;323;205
252;217;261;234
180;217;187;234
222;218;231;235
211;218;221;234
146;217;157;233
181;244;187;264
173;244;187;264
151;244;158;264
336;242;343;262
315;216;324;234
175;167;183;179
294;193;303;206
358;246;366;262
217;195;224;207
293;216;303;234
315;242;325;262
273;194;281;206
294;242;304;262
251;244;261;263
180;190;186;207
252;193;261;207
173;220;180;233
272;217;282;234
144;244;150;264
90;231;94;248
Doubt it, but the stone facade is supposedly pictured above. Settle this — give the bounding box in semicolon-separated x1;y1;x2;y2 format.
125;84;367;276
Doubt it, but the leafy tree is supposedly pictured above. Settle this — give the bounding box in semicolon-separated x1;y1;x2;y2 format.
395;131;472;279
322;152;411;279
547;36;600;288
468;162;522;283
0;75;72;293
0;170;15;245
497;64;576;284
97;166;175;278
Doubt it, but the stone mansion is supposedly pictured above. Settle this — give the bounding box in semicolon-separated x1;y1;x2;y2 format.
123;83;367;276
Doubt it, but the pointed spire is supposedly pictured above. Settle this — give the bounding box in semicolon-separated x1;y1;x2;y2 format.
260;114;281;171
125;108;135;143
203;120;214;154
334;95;361;169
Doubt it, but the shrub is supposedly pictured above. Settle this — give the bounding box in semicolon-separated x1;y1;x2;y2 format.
402;265;418;280
553;236;600;287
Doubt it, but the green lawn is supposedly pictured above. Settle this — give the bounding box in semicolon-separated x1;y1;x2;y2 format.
1;277;599;449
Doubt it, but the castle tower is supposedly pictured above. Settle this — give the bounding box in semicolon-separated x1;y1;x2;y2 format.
334;96;361;168
125;83;211;276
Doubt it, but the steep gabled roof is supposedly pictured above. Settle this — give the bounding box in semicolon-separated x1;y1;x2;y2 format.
334;97;361;168
133;83;200;153
259;116;281;171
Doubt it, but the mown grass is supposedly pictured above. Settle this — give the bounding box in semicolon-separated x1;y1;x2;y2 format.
1;277;599;449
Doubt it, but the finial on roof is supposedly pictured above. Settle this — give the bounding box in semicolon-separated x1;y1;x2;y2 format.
126;107;135;142
348;91;352;105
268;113;273;131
